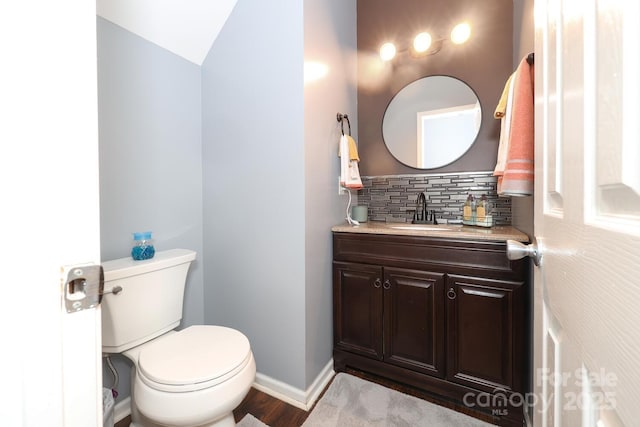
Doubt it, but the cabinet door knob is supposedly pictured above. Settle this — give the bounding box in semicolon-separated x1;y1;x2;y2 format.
447;288;457;300
374;278;382;288
383;280;391;290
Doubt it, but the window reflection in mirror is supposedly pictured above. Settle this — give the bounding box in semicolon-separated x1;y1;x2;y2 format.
382;75;481;169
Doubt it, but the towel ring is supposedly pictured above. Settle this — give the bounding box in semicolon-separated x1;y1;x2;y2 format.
337;113;351;136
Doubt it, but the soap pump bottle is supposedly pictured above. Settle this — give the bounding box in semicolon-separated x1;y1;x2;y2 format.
477;194;493;226
477;195;486;222
463;194;475;222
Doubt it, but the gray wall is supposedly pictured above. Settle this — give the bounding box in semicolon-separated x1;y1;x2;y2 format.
97;17;204;402
303;0;358;386
202;0;356;391
202;0;306;389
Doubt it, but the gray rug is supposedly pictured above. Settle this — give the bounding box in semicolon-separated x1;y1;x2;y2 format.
238;413;269;427
302;373;496;427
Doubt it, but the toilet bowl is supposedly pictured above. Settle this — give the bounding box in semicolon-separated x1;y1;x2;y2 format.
101;249;256;427
125;326;255;427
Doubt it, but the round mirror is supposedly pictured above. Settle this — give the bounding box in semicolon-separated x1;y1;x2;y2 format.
382;75;482;169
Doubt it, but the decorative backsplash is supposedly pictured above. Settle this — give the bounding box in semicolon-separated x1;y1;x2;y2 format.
357;171;512;225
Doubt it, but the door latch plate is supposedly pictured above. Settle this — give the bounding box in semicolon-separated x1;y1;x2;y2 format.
63;264;104;313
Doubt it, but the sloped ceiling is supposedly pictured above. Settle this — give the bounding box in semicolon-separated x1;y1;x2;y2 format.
97;0;238;65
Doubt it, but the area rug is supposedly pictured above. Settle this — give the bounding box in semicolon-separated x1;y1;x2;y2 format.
237;413;269;427
302;373;496;427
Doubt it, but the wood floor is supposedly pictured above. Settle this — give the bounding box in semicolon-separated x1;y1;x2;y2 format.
115;368;496;427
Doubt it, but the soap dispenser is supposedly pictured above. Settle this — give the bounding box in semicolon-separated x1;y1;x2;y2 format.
463;194;475;224
476;194;493;227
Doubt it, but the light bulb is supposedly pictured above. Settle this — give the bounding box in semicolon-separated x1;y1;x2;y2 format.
413;32;432;53
379;42;396;61
450;22;471;45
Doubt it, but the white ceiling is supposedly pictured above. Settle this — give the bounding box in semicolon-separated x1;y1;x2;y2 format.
97;0;238;65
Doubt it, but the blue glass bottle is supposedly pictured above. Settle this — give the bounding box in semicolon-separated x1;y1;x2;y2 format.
131;231;155;260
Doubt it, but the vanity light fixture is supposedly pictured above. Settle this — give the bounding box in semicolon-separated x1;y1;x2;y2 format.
450;22;471;45
379;22;471;61
379;42;397;61
413;32;433;54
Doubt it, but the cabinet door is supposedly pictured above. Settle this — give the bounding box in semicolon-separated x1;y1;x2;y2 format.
383;268;445;378
333;262;384;359
446;274;524;392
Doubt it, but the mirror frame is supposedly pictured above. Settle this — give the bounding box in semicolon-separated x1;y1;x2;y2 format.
381;74;483;170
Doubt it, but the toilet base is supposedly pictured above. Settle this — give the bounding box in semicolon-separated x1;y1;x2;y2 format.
130;413;235;427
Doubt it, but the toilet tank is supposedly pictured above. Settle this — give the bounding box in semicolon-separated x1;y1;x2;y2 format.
101;248;196;354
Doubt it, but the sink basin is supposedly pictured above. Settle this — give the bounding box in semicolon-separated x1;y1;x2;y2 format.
388;225;451;231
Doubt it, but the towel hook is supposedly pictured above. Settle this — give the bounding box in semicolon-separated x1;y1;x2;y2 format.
336;113;351;136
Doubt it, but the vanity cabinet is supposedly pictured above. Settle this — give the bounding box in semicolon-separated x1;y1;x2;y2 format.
334;263;445;377
332;230;529;427
446;274;525;394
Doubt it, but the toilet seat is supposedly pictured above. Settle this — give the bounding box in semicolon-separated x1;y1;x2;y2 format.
137;325;252;393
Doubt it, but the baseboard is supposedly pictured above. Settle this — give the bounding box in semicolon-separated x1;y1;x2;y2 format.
304;359;336;410
109;359;335;421
114;396;131;423
253;359;335;411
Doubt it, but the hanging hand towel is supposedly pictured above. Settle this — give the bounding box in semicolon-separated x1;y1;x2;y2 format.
346;135;360;161
339;134;363;189
499;56;534;197
493;71;516;193
494;73;514;119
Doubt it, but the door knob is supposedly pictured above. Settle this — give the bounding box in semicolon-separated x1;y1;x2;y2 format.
506;239;541;266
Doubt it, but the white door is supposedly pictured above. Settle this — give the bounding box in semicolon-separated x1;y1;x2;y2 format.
0;1;102;426
534;0;640;426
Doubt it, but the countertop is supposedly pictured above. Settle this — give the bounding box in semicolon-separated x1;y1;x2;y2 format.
331;221;529;242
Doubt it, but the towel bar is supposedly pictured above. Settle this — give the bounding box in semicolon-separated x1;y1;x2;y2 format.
337;112;351;135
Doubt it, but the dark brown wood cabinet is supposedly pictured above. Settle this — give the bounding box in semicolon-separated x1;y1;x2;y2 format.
334;263;445;377
333;231;529;426
333;262;383;360
446;275;525;393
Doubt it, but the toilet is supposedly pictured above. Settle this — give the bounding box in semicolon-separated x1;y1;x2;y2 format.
101;249;256;427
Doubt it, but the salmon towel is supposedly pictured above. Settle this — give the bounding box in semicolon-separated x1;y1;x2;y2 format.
496;57;534;196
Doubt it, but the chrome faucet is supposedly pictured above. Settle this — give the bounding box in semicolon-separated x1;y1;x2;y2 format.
412;192;437;224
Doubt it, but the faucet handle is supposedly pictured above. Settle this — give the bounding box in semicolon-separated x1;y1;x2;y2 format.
408;209;417;222
431;210;438;224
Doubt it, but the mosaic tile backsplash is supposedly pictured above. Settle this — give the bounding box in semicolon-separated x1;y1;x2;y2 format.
358;172;512;225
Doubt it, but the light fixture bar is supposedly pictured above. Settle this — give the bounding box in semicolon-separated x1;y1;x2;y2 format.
378;22;471;61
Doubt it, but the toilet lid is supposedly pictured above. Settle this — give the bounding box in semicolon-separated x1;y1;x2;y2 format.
138;325;251;388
